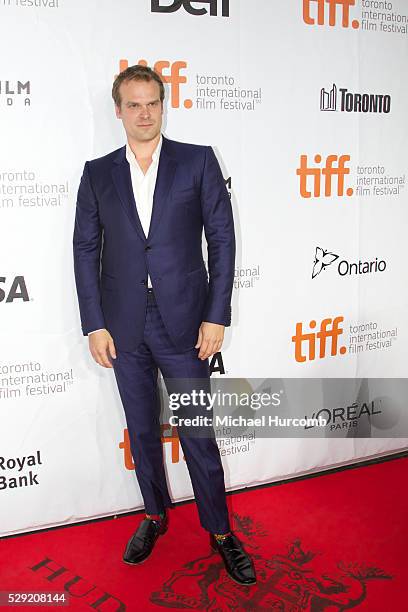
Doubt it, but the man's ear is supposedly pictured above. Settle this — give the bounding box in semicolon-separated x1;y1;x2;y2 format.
115;104;121;119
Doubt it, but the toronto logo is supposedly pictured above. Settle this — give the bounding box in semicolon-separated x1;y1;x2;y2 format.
150;512;392;609
320;83;338;111
320;84;391;113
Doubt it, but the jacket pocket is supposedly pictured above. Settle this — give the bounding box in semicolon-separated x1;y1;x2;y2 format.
172;187;197;203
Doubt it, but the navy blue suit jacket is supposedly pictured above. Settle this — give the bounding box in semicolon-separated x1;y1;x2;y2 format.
73;135;235;352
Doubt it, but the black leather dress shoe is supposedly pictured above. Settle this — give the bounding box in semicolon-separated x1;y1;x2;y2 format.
123;513;168;565
210;532;256;585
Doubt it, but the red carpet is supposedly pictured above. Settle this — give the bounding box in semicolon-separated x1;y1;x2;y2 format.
1;456;406;611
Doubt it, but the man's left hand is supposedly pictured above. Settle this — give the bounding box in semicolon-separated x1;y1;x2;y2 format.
195;322;225;360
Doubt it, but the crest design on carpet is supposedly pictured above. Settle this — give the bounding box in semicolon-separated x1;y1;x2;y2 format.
150;513;392;610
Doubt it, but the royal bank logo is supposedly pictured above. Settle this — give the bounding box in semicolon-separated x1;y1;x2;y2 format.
312;247;387;278
151;0;229;17
303;0;359;29
0;450;42;491
320;83;391;113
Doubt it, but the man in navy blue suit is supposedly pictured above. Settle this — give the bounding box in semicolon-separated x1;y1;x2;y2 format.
73;65;255;585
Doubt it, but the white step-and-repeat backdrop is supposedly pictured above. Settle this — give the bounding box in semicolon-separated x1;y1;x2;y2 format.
1;0;407;536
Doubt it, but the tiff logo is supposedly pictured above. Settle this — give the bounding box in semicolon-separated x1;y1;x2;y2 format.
320;83;337;111
303;0;359;29
292;317;346;362
119;58;192;109
120;427;183;468
151;0;229;17
296;154;353;198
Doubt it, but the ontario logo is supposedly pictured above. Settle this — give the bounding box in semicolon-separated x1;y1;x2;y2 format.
320;83;391;113
312;247;387;278
303;0;360;29
292;317;347;363
151;0;229;17
296;154;353;198
312;247;339;278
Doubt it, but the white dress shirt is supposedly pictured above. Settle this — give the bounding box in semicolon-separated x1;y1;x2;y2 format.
89;135;162;335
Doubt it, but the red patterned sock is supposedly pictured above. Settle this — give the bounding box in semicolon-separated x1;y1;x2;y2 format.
213;531;232;541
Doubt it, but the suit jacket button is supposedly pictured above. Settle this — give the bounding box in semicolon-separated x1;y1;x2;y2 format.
145;246;151;251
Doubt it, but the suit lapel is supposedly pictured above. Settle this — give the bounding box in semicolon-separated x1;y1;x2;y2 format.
111;137;178;242
147;139;177;240
111;148;146;242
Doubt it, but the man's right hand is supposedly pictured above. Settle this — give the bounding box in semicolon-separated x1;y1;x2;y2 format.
88;329;117;368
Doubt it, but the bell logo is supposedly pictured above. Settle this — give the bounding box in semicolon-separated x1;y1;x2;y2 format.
151;0;229;17
119;59;192;109
296;154;353;198
292;317;347;362
303;0;359;28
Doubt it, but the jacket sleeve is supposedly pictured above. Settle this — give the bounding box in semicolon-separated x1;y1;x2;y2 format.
200;146;236;327
72;161;106;336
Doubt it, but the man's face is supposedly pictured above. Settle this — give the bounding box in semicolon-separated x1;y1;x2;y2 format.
115;78;163;143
